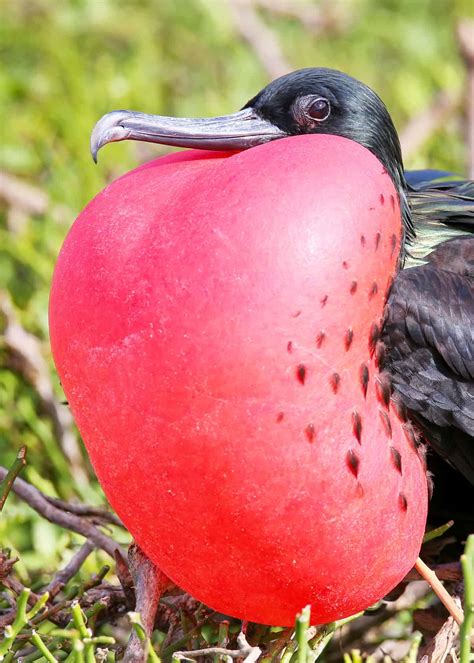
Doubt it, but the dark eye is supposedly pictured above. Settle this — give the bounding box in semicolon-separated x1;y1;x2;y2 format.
306;97;331;122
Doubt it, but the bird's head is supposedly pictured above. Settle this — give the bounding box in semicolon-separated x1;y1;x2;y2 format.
91;67;412;240
245;69;405;190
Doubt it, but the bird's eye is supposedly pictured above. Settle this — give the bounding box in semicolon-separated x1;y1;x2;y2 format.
306;97;331;121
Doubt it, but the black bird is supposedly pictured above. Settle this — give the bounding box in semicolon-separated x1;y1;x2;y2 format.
91;68;474;484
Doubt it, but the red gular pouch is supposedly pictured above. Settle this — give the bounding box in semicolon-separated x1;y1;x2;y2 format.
50;134;428;626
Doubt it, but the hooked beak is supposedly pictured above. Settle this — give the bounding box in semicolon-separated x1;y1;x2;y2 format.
90;108;286;162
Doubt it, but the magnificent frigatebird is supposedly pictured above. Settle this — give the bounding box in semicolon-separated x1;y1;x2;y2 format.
50;67;474;626
91;67;474;484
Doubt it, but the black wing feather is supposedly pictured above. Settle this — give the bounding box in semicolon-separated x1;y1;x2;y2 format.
383;238;474;483
405;169;474;231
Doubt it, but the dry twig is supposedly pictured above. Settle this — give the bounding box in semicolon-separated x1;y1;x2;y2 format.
174;630;262;663
418;597;461;662
44;494;124;528
44;541;96;599
457;19;474;178
325;582;430;658
415;557;464;626
405;561;463;583
400;90;461;161
0;467;124;559
114;548;136;609
0;170;49;234
226;0;291;79
0;291;88;485
253;0;350;35
0;551;30;601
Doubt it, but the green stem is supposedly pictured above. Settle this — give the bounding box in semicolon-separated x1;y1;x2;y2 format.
129;613;161;662
260;629;293;663
73;641;85;663
27;592;50;620
31;630;58;662
307;611;364;661
460;534;474;663
161;613;215;657
214;620;230;663
71;602;94;663
0;446;27;512
280;640;298;663
296;605;311;663
404;631;422;663
0;588;30;657
83;637;115;645
423;520;454;543
0;589;49;659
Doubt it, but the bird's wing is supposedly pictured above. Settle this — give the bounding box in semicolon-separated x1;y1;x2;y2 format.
405;169;471;190
405;169;474;230
403;170;474;268
382;240;474;483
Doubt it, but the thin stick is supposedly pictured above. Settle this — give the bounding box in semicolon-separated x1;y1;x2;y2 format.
399;90;460;161
226;0;291;79
161;613;217;658
251;0;349;35
415;557;464;626
173;631;261;663
45;542;96;598
0;446;27;512
0;467;123;559
404;561;462;582
457;20;474;179
44;495;124;528
0;291;87;485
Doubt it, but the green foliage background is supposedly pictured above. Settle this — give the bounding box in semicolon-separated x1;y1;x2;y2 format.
0;0;473;646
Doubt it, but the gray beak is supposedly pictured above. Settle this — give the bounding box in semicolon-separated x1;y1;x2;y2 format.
90;108;286;162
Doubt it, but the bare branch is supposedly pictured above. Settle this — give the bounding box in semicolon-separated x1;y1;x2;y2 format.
329;582;430;656
114;548;135;609
414;557;464;626
174;631;262;663
0;467;124;559
400;90;461;162
0;170;48;216
226;0;291;79
0;170;49;235
418;600;461;661
0;551;26;599
44;541;96;598
254;0;351;35
404;561;462;582
44;494;124;528
0;169;69;233
457;19;474;178
0;291;88;486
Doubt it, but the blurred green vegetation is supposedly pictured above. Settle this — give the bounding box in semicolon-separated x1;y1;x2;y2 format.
0;0;473;656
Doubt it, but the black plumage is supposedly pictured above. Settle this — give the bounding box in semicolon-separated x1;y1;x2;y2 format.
407;170;474;233
381;237;474;483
